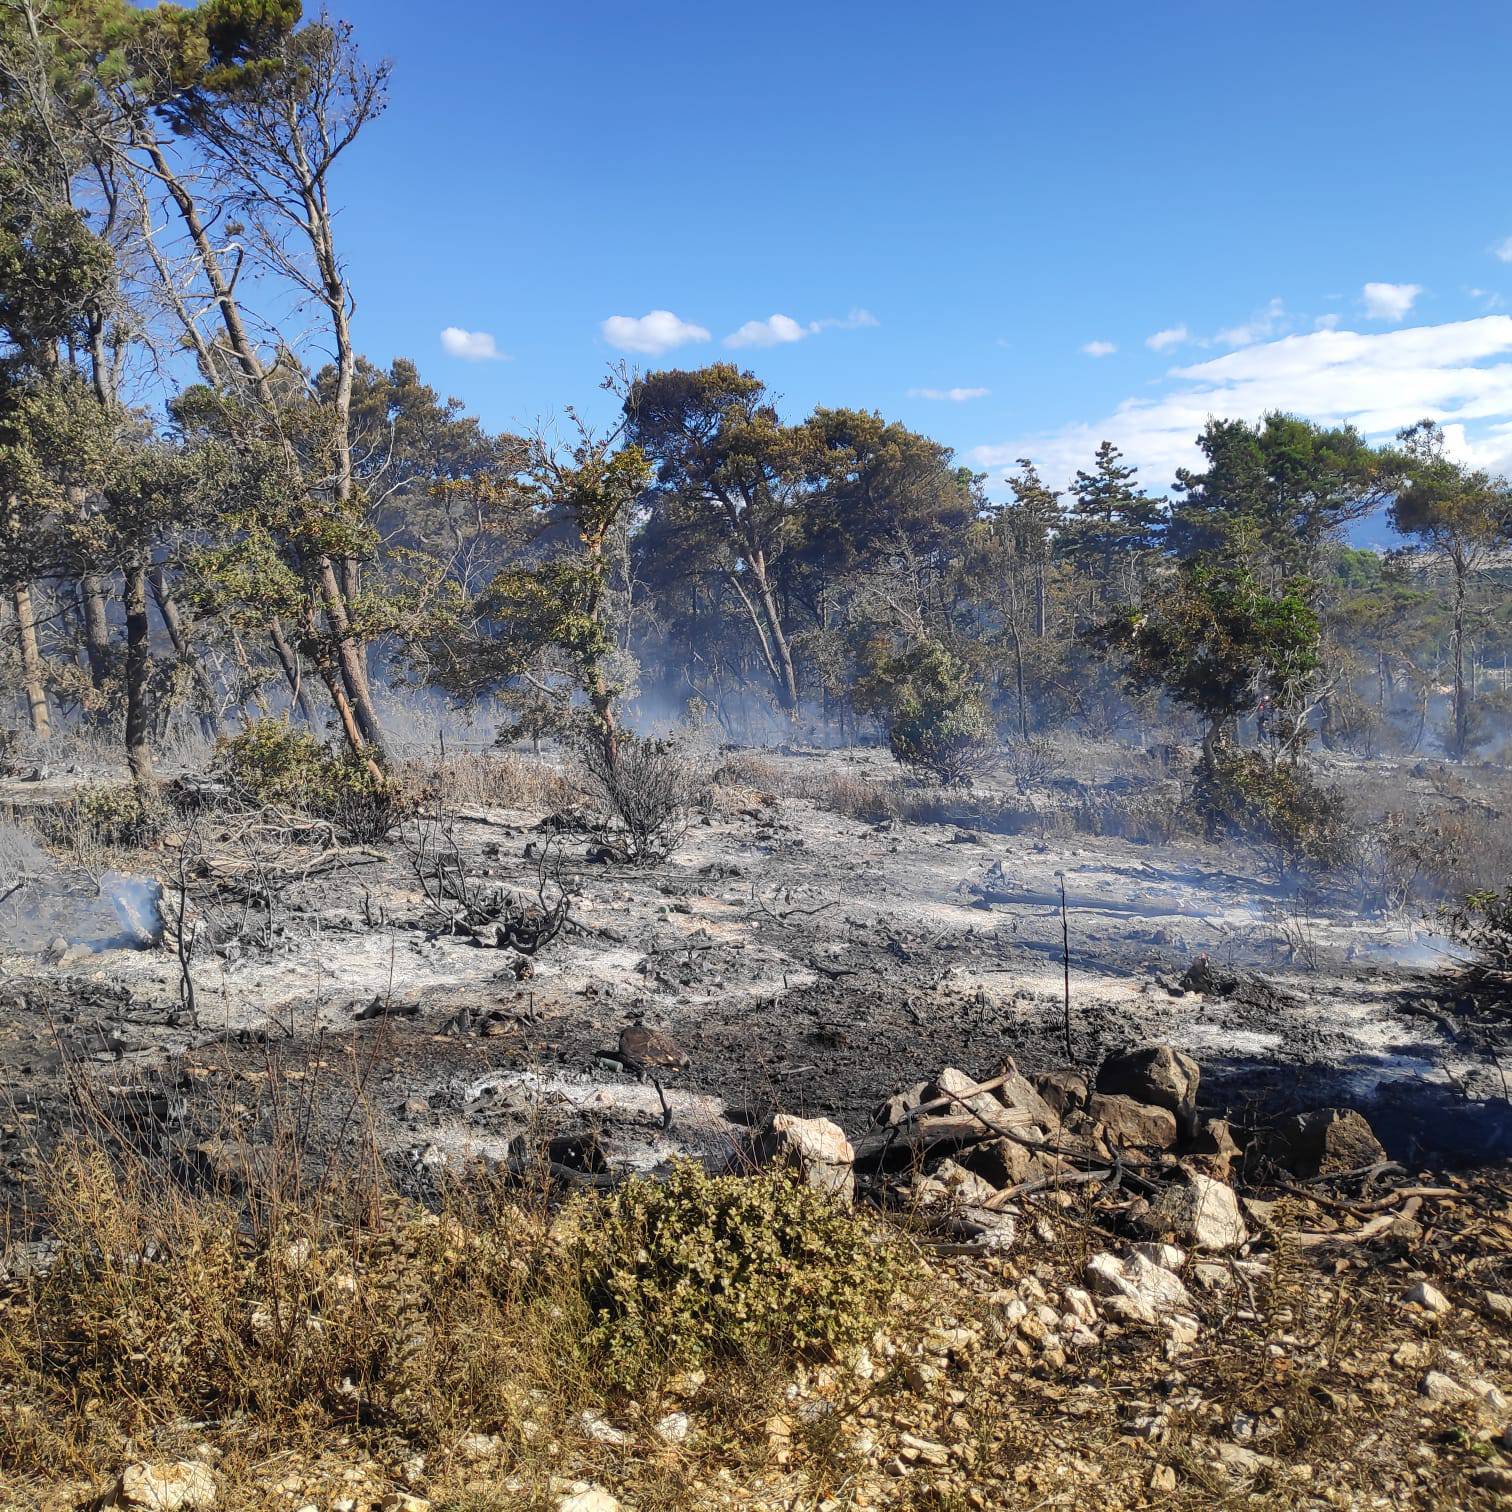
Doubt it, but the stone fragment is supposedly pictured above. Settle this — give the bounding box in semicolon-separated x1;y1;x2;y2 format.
654;1410;691;1444
959;1135;1033;1189
108;1463;218;1511
873;1081;929;1127
557;1489;621;1512
751;1113;855;1202
1087;1093;1178;1150
1032;1068;1088;1120
377;1498;430;1512
928;1158;1001;1208
1254;1107;1386;1179
1095;1045;1199;1137
1421;1371;1474;1406
991;1057;1057;1127
1404;1281;1451;1315
1085;1251;1194;1323
1141;1170;1246;1252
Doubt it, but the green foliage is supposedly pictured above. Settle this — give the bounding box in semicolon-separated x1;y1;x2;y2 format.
1099;560;1322;746
213;719;402;840
1190;746;1351;875
1441;887;1512;974
569;1163;908;1391
66;783;167;848
855;640;997;786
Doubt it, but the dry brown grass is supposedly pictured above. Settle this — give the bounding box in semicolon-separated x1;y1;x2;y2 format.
396;750;581;814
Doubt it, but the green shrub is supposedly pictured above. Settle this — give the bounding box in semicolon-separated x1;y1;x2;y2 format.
213;720;404;843
1442;887;1512;974
567;1163;909;1390
63;784;168;849
855;641;997;787
1191;746;1350;876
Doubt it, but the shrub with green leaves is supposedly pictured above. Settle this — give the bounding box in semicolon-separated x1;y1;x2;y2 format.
567;1163;909;1390
855;641;997;787
1191;746;1350;877
213;720;403;842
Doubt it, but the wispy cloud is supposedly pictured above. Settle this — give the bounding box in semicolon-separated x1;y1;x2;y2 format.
1081;340;1117;358
600;310;711;355
1361;281;1422;322
971;314;1512;489
1145;326;1189;352
440;326;507;361
723;308;878;348
1495;237;1512;263
1216;296;1287;348
908;386;990;402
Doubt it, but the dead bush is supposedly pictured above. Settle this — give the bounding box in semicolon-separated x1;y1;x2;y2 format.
1002;734;1065;793
579;732;704;865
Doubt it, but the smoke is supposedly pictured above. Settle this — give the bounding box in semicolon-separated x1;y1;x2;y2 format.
0;821;163;958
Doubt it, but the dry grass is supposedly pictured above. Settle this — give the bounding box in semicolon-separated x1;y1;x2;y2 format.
396;750;580;814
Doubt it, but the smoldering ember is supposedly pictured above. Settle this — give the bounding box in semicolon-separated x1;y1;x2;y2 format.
4;5;1512;1512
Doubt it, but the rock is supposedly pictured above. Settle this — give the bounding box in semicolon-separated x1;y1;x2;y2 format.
1032;1068;1088;1120
1150;1464;1178;1493
928;1158;1000;1208
1405;1281;1451;1314
1095;1045;1199;1137
557;1489;621;1512
1213;1442;1276;1480
1473;1467;1512;1494
1189;1117;1241;1177
751;1113;855;1202
1132;1242;1187;1272
873;1081;928;1127
1140;1170;1246;1252
654;1410;691;1444
377;1498;430;1512
1086;1093;1178;1150
959;1135;1034;1189
990;1057;1057;1127
1421;1370;1474;1406
109;1462;218;1510
1254;1108;1385;1180
579;1409;627;1445
1085;1251;1194;1323
1062;1286;1097;1326
1485;1290;1512;1321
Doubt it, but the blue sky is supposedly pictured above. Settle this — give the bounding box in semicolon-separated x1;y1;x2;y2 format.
329;0;1512;494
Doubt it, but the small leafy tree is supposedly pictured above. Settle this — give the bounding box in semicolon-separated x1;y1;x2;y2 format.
855;640;996;786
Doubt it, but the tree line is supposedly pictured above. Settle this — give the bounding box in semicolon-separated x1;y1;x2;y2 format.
4;0;1512;798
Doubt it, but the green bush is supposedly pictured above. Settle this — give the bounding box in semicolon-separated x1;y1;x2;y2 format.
213;720;403;843
855;641;997;787
567;1163;909;1390
1191;746;1350;876
67;784;167;848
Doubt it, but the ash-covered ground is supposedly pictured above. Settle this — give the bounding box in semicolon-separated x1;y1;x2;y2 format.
2;744;1507;1215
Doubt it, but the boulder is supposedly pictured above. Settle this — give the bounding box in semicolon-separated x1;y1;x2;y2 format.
872;1080;929;1127
1140;1170;1246;1252
927;1066;1022;1126
1032;1068;1089;1120
1087;1093;1178;1150
926;1158;1000;1208
959;1135;1035;1190
1253;1108;1385;1179
1095;1045;1199;1138
991;1057;1057;1127
1188;1117;1241;1178
108;1462;218;1511
751;1113;854;1202
1085;1250;1193;1323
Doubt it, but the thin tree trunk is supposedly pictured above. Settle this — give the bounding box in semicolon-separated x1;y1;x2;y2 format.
1452;557;1468;760
123;562;154;787
268;618;318;728
150;567;221;738
12;582;50;739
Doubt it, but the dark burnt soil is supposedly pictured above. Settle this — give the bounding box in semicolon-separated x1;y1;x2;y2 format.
2;750;1509;1218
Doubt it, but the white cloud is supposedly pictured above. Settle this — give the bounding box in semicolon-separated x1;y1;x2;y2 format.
1361;281;1422;321
600;310;711;355
970;314;1512;490
1217;296;1287;348
1081;340;1117;358
1145;326;1189;352
724;308;878;348
726;313;809;348
1314;313;1341;331
908;386;990;402
440;326;506;361
1495;237;1512;263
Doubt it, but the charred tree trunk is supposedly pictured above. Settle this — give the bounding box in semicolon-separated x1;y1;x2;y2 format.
123;562;154;788
79;573;113;694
